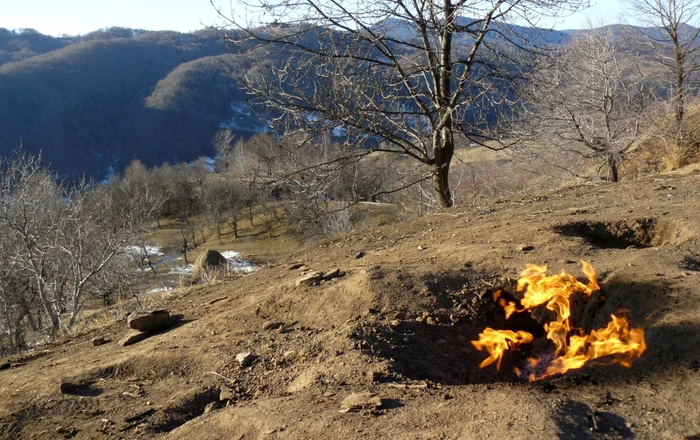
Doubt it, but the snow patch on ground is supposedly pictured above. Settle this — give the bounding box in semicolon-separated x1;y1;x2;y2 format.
219;100;269;133
169;264;194;275
147;287;174;294
122;245;164;257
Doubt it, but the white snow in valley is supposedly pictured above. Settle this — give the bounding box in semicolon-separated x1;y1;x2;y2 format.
147;287;174;294
121;245;164;257
221;251;257;273
218;100;269;133
169;264;194;275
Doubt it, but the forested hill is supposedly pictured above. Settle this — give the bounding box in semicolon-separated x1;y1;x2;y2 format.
0;22;681;179
0;27;266;179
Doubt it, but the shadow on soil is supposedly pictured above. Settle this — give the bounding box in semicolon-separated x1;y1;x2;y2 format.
352;269;698;386
681;255;700;272
553;400;633;440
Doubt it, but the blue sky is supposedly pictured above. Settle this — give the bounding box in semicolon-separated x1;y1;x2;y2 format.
1;0;630;37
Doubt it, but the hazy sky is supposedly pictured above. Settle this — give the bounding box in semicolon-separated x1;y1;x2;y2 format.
1;0;631;37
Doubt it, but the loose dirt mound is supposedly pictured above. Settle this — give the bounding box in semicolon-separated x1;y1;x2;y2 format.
1;170;700;439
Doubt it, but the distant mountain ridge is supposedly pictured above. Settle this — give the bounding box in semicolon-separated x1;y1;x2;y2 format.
0;21;686;179
0;27;255;178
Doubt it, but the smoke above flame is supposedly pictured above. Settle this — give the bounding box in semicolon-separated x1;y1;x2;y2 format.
471;262;646;381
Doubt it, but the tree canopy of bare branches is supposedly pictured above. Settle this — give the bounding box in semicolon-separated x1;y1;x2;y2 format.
213;0;590;207
0;152;163;349
520;26;651;181
625;0;700;162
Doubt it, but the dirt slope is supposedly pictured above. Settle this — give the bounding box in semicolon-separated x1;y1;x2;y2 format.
2;169;700;439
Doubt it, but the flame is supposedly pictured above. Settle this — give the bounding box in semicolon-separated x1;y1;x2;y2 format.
471;328;534;370
471;262;646;380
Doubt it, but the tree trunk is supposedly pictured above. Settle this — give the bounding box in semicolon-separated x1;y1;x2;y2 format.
674;45;686;162
609;162;619;183
607;153;620;183
35;279;61;334
433;163;453;208
432;127;455;208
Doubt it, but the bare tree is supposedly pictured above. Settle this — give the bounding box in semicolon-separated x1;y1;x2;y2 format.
212;128;237;172
520;26;650;181
0;152;164;336
213;0;589;207
625;0;700;163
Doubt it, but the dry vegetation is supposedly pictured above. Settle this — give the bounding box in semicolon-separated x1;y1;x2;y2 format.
1;162;699;439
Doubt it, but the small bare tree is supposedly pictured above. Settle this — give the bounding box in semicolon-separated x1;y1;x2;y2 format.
212;128;237;172
213;0;589;207
625;0;700;163
520;26;650;181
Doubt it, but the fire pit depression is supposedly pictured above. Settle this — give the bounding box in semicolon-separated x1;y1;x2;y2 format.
472;262;647;382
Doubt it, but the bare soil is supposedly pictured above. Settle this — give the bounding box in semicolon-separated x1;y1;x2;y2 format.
2;168;700;439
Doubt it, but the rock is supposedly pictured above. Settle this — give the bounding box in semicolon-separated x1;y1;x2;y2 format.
283;350;297;359
417;245;426;250
192;250;228;280
262;321;284;331
127;309;171;332
287;263;305;270
340;392;383;413
322;268;345;280
219;386;235;401
295;271;324;286
55;425;77;437
0;361;10;370
203;401;222;414
355;251;365;259
426;317;437;325
91;336;108;346
518;245;535;252
236;352;257;368
389;319;401;327
119;330;150;347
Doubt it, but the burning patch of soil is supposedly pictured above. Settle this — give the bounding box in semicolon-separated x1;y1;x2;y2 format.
472;263;647;382
348;263;651;386
554;218;680;249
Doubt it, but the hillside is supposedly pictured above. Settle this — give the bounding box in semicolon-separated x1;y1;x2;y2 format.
0;28;255;178
2;21;691;180
1;167;699;439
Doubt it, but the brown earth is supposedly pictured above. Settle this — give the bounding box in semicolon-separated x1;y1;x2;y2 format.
1;168;700;439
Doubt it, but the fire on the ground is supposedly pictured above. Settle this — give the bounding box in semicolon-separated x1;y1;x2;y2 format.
471;262;647;381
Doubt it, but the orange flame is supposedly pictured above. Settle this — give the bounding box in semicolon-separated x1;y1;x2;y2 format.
472;262;646;380
471;328;534;370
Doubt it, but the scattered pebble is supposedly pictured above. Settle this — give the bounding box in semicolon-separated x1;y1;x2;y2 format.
296;271;324;286
340;392;383;413
236;352;257;368
262;321;284;331
220;386;235;401
91;336;108;346
127;309;171;332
